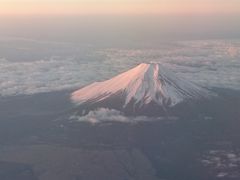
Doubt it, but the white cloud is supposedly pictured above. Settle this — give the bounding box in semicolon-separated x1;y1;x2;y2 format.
0;57;107;96
69;108;174;124
0;39;239;97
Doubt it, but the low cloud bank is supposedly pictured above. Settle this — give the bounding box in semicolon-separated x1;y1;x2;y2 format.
1;39;240;97
70;108;175;124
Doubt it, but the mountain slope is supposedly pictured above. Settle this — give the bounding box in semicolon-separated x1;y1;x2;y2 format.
71;63;212;115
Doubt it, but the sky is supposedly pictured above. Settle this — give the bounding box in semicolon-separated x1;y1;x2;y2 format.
0;0;239;45
0;0;240;15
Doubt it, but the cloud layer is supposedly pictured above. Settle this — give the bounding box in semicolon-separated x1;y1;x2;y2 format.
99;40;240;90
0;39;240;97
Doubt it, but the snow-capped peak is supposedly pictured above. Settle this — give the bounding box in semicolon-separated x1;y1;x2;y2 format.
71;63;211;108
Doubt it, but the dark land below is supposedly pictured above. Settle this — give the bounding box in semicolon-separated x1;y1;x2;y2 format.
0;88;240;180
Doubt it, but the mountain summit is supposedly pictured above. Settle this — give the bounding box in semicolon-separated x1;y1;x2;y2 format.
71;63;212;116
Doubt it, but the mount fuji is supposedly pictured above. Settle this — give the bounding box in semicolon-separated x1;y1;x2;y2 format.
71;63;213;116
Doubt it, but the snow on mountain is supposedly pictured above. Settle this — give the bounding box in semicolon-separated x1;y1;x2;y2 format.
71;63;212;110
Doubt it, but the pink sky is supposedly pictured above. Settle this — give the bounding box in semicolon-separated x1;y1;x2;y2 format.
0;0;240;15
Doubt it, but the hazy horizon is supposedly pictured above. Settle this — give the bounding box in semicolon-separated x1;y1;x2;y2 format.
0;0;239;45
0;14;240;47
